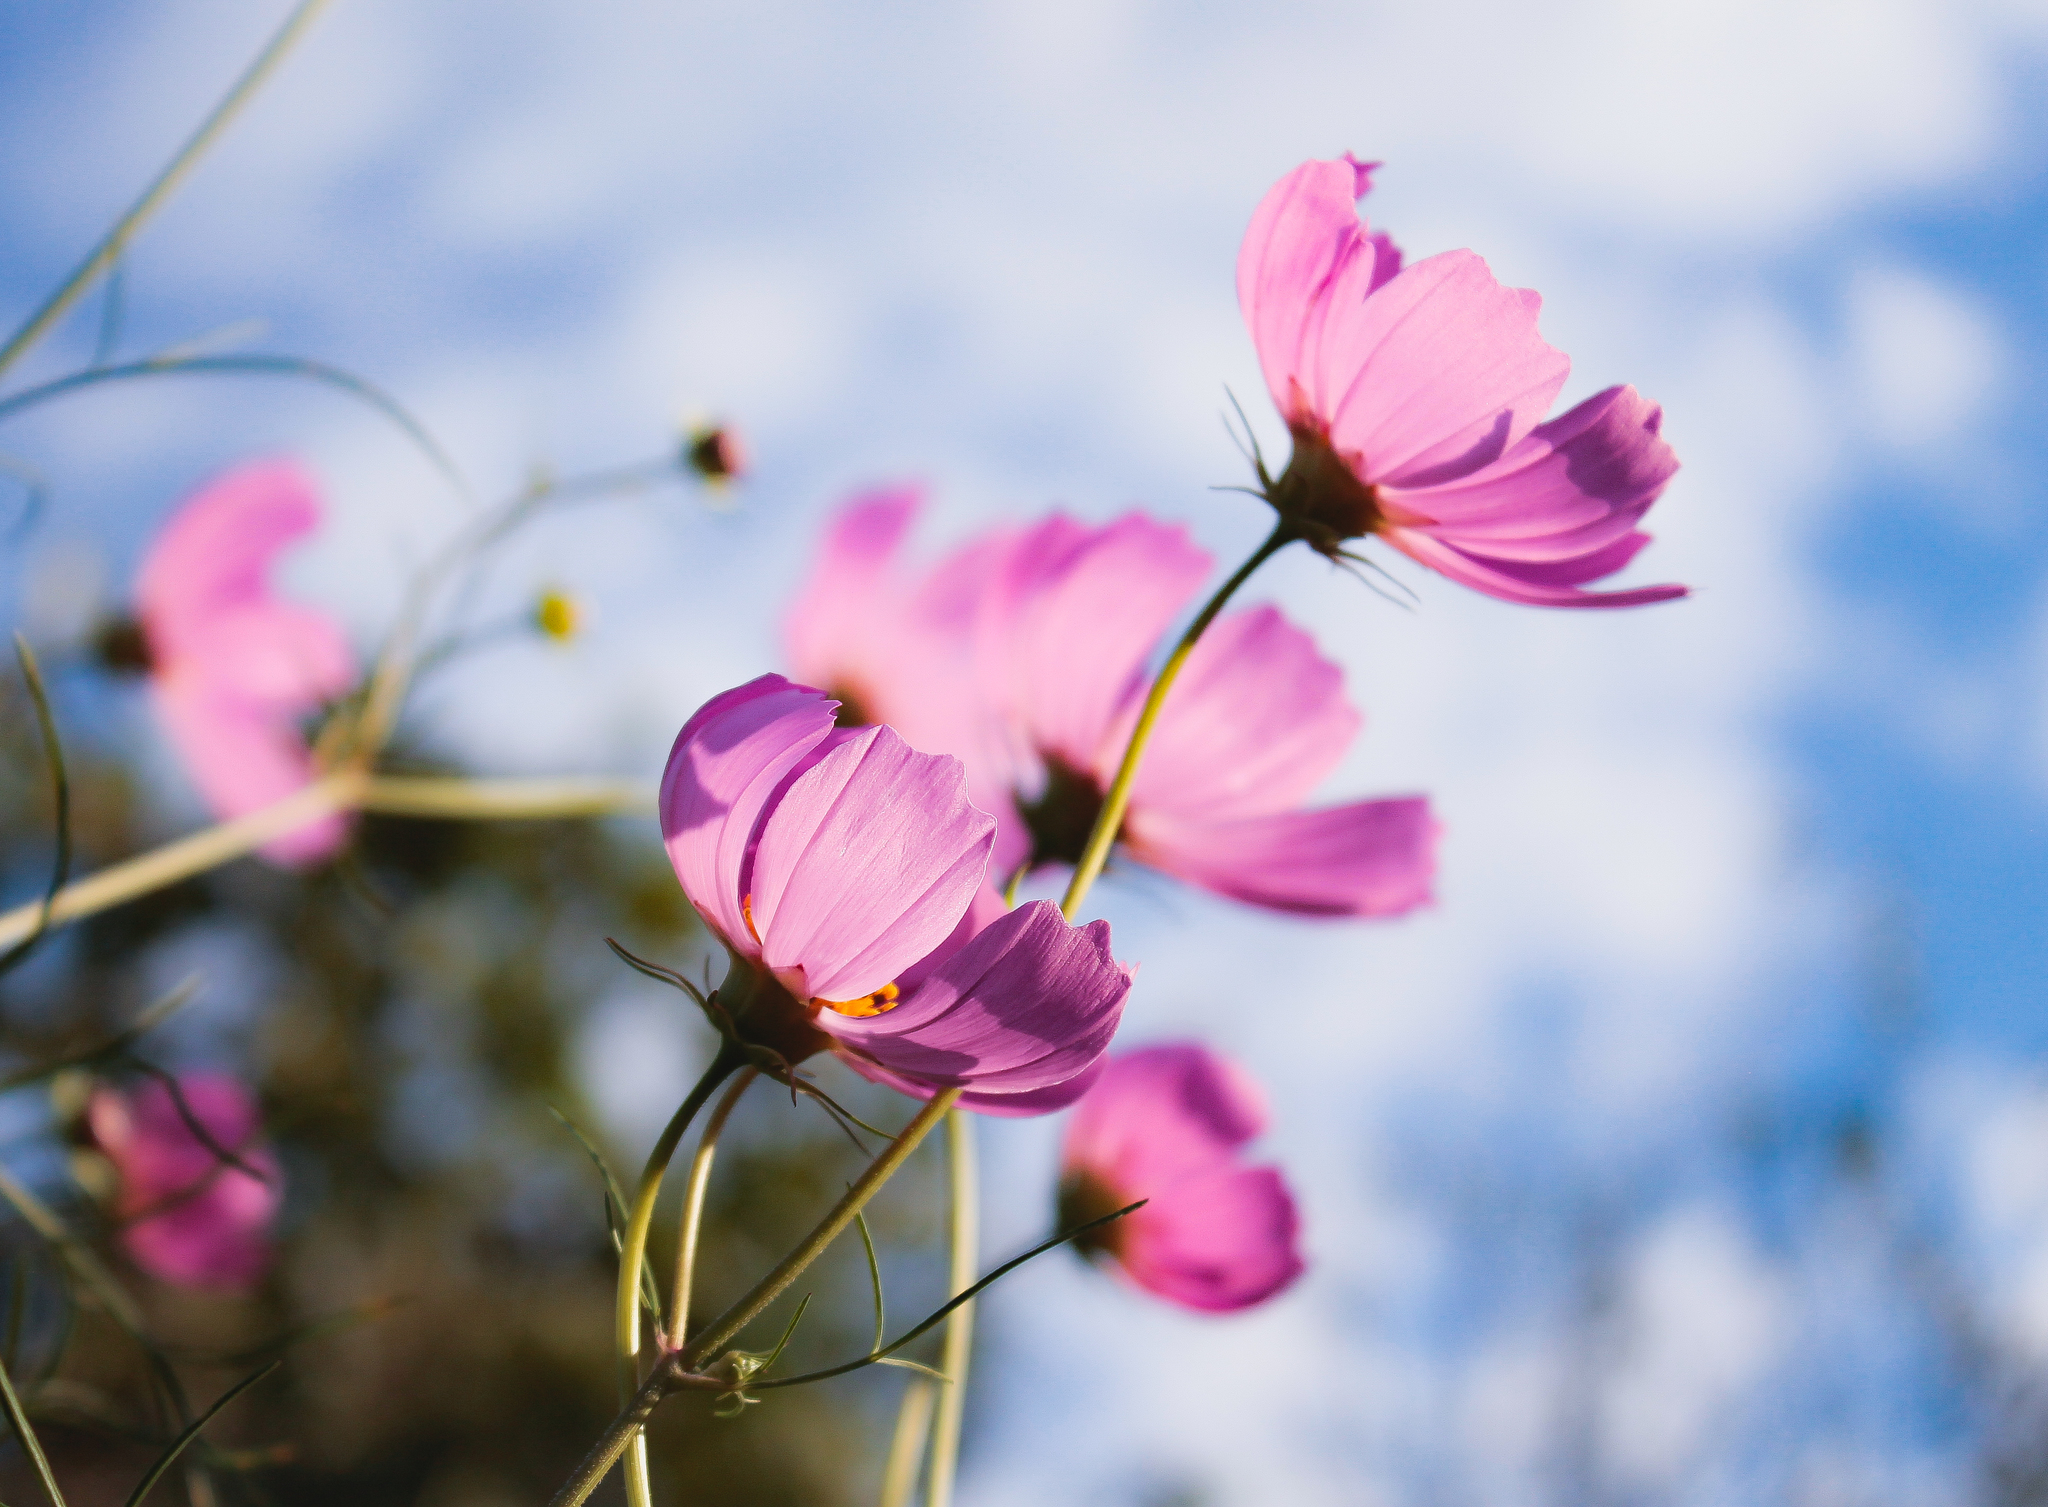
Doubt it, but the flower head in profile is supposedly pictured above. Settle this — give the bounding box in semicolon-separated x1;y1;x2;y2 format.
660;675;1132;1116
87;1074;281;1291
683;422;747;484
789;496;1436;918
1059;1042;1302;1312
1239;156;1686;608
130;461;356;865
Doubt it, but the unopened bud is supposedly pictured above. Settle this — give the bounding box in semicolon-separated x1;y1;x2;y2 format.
682;424;746;484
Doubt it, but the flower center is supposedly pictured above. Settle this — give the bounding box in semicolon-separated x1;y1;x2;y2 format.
815;981;901;1018
1267;423;1386;556
93;616;154;674
1056;1167;1134;1259
828;682;873;729
1018;755;1110;869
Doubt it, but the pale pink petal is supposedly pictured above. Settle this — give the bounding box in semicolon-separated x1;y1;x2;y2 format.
981;515;1211;774
1126;797;1438;918
783;486;921;709
178;603;355;709
1387;527;1687;609
136;461;322;658
1317;250;1570;487
151;680;348;867
745;722;994;1003
839;1052;1108;1117
659;676;839;954
1236;156;1389;425
1100;606;1358;823
1120;1164;1302;1312
819;900;1129;1095
89;1075;280;1291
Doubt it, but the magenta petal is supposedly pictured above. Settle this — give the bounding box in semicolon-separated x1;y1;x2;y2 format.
88;1075;280;1291
1126;796;1438;918
745;723;994;1003
819;900;1130;1095
1121;1164;1303;1312
1060;1043;1303;1312
1388;528;1688;609
659;676;840;954
1101;606;1359;822
838;1051;1109;1117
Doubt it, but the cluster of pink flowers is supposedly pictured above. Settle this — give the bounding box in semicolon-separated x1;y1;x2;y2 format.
106;154;1682;1322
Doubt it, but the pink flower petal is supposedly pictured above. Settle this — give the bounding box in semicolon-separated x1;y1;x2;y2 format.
88;1075;280;1292
1318;249;1570;488
820;900;1129;1095
659;676;839;955
1100;606;1359;823
1125;796;1438;918
1119;1164;1303;1312
151;681;348;866
783;485;922;719
1061;1044;1303;1312
981;515;1211;774
1388;528;1687;609
136;461;322;659
744;722;994;1004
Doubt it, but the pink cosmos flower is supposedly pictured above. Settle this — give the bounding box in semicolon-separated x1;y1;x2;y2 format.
787;495;1436;918
135;461;356;866
86;1074;281;1291
660;675;1132;1116
1059;1042;1303;1313
1239;156;1686;608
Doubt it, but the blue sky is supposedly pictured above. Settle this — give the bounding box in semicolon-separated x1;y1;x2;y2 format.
4;1;2048;1501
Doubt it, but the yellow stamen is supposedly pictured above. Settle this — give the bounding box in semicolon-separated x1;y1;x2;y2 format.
742;894;761;945
818;980;900;1018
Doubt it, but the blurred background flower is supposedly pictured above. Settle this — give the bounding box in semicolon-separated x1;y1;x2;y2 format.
1;0;2045;1502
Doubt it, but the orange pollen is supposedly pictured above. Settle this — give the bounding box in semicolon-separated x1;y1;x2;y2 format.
816;981;901;1019
742;894;762;945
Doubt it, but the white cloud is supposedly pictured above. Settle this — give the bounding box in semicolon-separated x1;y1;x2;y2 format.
1842;264;2004;448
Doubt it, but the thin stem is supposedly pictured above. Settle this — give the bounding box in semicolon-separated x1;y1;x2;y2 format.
667;1069;758;1345
0;773;655;953
357;775;653;820
879;1380;938;1507
1058;522;1293;921
616;1044;748;1507
546;1368;673;1507
925;1111;978;1507
680;1087;960;1373
0;0;334;382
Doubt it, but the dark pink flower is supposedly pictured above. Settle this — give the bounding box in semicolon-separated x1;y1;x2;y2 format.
660;675;1132;1115
788;497;1437;918
135;461;356;865
1059;1042;1303;1313
1240;156;1686;608
87;1075;281;1291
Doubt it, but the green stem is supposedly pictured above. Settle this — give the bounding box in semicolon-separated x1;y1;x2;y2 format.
666;1069;758;1345
1058;522;1293;921
0;0;334;382
615;1043;748;1507
924;1111;978;1507
681;1087;959;1372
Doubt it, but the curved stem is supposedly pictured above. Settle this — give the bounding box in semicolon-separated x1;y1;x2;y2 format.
616;1044;748;1507
681;1088;960;1372
0;0;334;383
667;1068;758;1345
924;1110;978;1507
1058;523;1292;921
